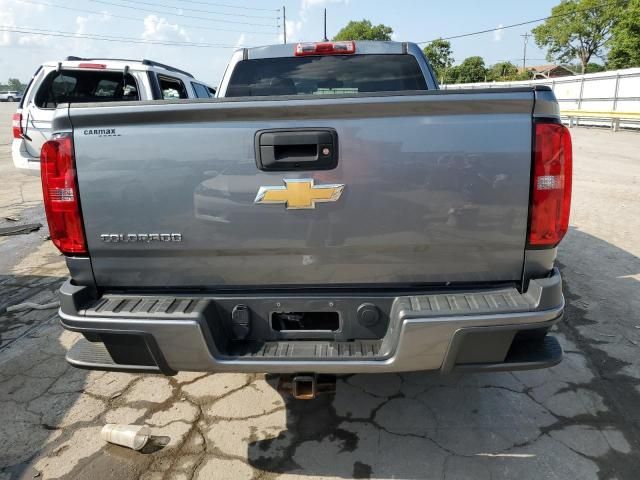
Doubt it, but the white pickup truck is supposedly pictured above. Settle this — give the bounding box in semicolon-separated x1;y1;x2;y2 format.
43;41;571;399
12;57;216;175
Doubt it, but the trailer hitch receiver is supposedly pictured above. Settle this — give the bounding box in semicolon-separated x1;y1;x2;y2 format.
277;374;336;400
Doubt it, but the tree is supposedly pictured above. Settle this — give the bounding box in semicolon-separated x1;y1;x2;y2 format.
456;56;488;83
532;0;624;74
423;39;454;83
445;65;461;84
586;62;606;72
7;78;24;90
333;19;393;41
488;61;520;81
607;0;640;69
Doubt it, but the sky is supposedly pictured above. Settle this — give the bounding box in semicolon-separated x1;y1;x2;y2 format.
0;0;562;86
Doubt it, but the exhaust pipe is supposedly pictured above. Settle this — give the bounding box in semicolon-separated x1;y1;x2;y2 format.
277;374;336;400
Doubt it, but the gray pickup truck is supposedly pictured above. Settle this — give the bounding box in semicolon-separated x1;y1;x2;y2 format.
42;41;572;397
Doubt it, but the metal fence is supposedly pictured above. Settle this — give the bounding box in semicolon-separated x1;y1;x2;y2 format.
442;67;640;130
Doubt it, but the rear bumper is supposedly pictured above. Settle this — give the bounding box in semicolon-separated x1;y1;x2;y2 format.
59;270;564;375
12;140;41;175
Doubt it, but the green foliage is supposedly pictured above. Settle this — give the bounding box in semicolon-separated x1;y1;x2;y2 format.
7;78;23;90
532;0;624;73
0;78;26;91
584;62;607;72
455;56;488;83
422;39;454;83
444;65;460;84
332;19;393;41
607;0;640;68
517;70;535;80
487;61;520;81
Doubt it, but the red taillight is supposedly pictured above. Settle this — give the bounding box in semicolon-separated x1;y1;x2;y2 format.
78;63;107;69
40;134;87;255
528;122;572;247
12;112;22;139
295;41;356;56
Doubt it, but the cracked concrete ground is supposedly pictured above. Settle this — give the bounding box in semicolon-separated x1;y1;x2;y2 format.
1;102;639;479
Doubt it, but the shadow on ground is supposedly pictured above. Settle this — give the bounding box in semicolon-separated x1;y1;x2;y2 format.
1;226;639;480
0;274;80;479
0;275;64;349
246;227;640;479
0;272;163;479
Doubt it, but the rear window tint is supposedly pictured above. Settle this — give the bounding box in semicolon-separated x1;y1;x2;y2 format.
226;54;427;97
191;82;212;98
35;70;139;108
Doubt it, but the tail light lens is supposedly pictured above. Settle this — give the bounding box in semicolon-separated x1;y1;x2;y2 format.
40;133;87;255
12;111;22;139
295;41;356;56
528;122;572;247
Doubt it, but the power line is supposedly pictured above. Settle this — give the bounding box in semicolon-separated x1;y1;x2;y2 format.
0;25;247;48
14;0;277;35
86;0;279;27
417;0;621;43
488;58;548;63
172;0;279;12
115;0;280;20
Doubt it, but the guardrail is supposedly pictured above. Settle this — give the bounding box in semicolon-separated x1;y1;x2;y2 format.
561;110;640;131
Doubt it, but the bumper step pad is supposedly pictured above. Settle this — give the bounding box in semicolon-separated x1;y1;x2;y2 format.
229;340;382;359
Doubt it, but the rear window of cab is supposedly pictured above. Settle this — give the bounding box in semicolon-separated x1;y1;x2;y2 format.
35;70;139;108
226;54;428;97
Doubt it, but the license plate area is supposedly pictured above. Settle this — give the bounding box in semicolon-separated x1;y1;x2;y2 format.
206;296;391;344
271;311;340;340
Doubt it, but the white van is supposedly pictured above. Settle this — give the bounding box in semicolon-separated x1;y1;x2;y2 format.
12;57;216;174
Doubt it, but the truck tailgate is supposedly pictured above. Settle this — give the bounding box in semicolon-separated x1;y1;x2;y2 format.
69;91;534;288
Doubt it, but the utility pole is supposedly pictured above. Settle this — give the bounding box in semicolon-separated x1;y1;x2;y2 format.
323;8;328;41
521;33;531;73
283;6;286;44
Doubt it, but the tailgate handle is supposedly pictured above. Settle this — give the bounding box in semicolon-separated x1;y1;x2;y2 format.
255;129;338;171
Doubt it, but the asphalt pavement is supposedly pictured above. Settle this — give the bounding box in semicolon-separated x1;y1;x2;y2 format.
0;101;639;480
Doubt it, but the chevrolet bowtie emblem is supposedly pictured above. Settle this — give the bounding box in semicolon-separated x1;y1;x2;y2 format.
254;179;345;210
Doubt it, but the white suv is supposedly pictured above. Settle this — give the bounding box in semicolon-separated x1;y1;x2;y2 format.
0;91;22;102
12;57;216;175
